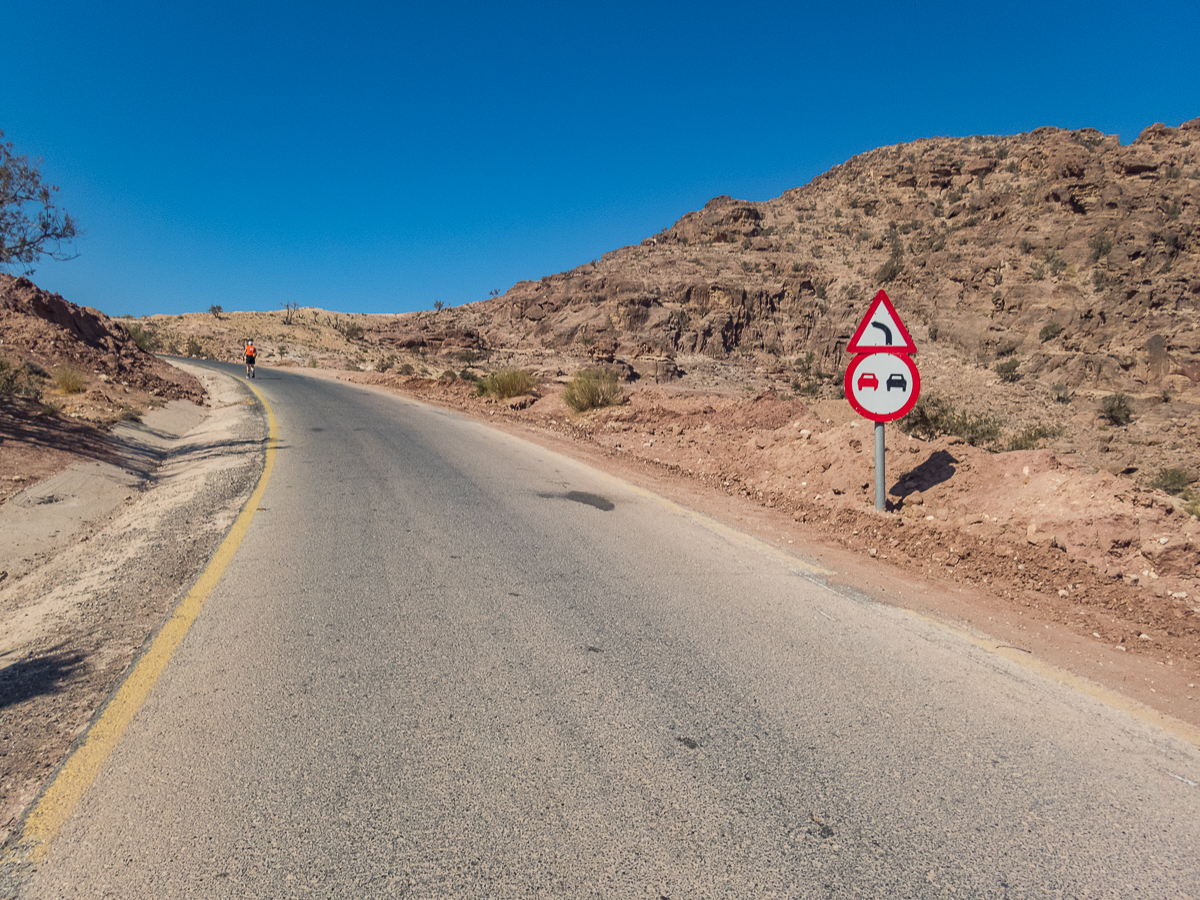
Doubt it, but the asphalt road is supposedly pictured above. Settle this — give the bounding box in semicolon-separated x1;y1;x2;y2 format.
23;364;1200;898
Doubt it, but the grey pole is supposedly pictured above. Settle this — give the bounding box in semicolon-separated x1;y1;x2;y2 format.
875;421;886;511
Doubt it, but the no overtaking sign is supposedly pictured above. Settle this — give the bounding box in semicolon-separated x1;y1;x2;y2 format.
844;290;921;509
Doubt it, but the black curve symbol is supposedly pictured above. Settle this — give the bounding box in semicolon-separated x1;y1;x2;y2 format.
871;321;893;345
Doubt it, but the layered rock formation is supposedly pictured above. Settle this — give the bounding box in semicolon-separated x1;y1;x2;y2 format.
379;119;1200;395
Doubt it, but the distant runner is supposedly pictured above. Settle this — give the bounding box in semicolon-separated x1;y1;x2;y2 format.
244;339;257;378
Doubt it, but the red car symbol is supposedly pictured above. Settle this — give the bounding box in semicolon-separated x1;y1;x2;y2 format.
857;372;879;391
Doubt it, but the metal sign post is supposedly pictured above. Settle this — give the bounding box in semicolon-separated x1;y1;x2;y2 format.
844;290;921;512
875;421;885;511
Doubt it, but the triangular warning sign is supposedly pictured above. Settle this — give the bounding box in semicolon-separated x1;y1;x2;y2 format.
846;290;918;353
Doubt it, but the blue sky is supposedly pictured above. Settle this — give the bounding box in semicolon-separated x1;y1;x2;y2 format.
3;0;1197;317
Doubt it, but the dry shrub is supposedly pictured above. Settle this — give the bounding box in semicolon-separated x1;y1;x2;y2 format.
564;369;623;412
478;369;535;399
53;366;87;394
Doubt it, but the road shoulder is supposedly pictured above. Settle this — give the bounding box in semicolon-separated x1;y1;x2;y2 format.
0;364;266;848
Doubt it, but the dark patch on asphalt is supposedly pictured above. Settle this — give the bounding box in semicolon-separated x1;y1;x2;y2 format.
536;490;615;511
310;427;324;432
676;736;701;750
809;813;835;838
585;645;602;653
33;494;63;505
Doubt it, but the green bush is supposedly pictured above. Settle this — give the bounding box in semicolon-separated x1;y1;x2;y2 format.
994;357;1021;383
0;360;44;399
399;363;415;376
1039;322;1063;342
897;394;956;441
1087;233;1114;263
898;393;1004;449
1150;468;1193;496
874;254;903;283
1099;392;1133;426
1052;383;1072;403
1006;424;1064;451
185;338;203;357
125;322;158;352
955;412;1004;448
478;369;536;400
790;376;823;397
563;369;623;412
0;360;22;395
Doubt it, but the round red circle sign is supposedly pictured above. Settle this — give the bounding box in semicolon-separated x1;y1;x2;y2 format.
844;353;921;423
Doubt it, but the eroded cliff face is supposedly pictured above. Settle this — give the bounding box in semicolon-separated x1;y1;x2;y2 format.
391;119;1198;397
0;274;204;404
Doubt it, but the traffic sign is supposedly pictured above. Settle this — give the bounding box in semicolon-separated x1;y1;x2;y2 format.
844;352;920;422
846;290;918;354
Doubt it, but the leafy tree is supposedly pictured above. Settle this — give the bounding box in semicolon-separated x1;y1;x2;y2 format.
1;130;80;274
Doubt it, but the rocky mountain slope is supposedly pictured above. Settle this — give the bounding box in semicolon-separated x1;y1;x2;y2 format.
0;274;204;503
445;119;1199;387
353;119;1200;489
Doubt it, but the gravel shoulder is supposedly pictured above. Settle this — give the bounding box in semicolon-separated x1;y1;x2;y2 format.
0;364;266;846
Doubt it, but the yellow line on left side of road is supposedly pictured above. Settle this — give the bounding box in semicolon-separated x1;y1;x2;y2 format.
5;379;277;867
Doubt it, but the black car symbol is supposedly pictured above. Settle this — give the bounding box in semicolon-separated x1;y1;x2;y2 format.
885;373;907;392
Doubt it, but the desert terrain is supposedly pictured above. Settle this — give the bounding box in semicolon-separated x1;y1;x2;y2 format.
2;117;1200;847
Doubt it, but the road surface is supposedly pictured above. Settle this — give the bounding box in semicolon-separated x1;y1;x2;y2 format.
20;364;1200;898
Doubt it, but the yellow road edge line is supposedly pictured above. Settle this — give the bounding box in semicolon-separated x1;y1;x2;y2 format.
7;381;277;865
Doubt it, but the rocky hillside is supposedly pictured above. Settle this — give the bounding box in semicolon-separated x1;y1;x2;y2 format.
376;119;1199;396
0;274;203;418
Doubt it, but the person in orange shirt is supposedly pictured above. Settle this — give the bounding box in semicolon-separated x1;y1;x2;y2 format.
244;340;257;378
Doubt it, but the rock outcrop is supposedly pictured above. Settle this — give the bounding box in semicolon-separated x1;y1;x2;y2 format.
0;275;203;403
374;119;1200;396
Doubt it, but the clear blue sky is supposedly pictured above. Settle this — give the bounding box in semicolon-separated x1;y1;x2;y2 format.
3;0;1197;317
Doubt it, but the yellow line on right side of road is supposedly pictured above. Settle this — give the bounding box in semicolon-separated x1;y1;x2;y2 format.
3;379;277;872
